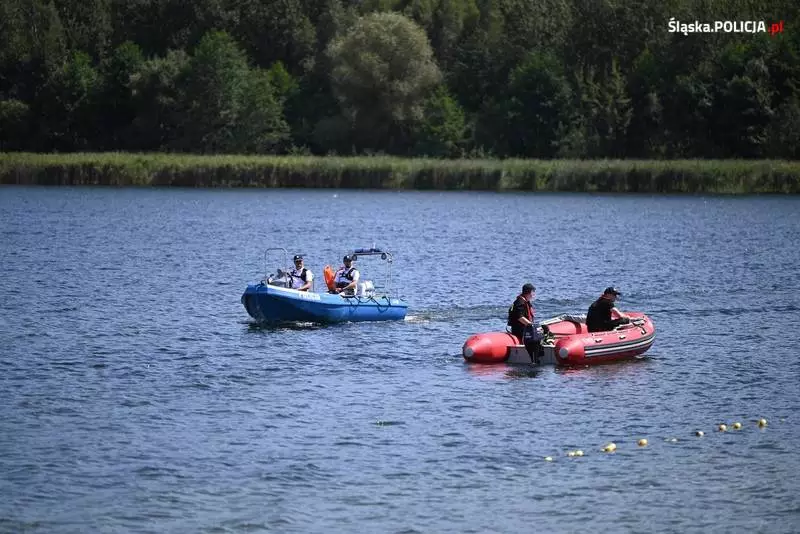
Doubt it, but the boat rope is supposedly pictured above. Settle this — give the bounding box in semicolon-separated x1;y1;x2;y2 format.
368;296;391;312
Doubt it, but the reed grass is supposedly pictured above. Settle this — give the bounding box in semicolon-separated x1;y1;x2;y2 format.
1;152;798;193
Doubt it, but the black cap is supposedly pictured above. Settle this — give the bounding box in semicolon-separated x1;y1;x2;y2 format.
604;286;621;296
343;255;354;262
522;283;535;294
293;255;303;262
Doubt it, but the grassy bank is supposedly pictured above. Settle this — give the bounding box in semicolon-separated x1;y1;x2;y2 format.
1;152;799;193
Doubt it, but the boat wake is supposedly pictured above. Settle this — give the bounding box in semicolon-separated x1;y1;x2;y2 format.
245;320;327;332
403;301;586;325
403;314;430;323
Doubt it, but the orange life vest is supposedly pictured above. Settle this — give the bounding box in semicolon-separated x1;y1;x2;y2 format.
323;265;336;292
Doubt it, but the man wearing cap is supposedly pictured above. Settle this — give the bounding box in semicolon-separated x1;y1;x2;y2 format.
507;283;541;363
333;255;360;295
586;287;630;333
289;255;313;291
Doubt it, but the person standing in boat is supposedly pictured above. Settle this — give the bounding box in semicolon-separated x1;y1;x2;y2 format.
289;255;313;291
507;283;541;363
586;287;630;332
333;255;360;295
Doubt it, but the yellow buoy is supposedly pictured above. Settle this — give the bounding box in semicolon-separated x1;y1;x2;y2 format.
567;451;576;457
602;442;617;452
695;430;705;437
758;418;767;427
544;456;553;462
575;450;584;457
718;424;727;432
638;438;648;447
732;422;742;430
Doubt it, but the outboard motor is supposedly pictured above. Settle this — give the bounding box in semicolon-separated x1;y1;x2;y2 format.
357;280;375;297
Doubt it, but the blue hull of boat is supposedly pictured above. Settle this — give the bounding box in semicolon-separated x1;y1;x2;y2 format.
241;283;408;323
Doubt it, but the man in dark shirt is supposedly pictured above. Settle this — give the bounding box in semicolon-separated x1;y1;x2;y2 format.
507;283;541;362
586;287;630;333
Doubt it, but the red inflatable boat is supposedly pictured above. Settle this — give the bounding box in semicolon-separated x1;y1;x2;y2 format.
463;312;656;366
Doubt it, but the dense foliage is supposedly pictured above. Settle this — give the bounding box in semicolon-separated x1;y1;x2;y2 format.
1;0;798;159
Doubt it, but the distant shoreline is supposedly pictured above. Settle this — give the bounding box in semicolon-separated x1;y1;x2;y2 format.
1;153;798;193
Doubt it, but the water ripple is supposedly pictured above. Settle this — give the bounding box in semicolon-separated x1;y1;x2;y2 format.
1;188;798;533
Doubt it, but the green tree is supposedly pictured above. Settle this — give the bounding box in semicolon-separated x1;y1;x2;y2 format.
172;31;288;153
285;0;360;152
112;0;238;58
412;85;466;157
173;30;252;152
626;48;665;157
327;11;442;153
97;41;144;149
54;0;112;59
0;0;29;74
0;98;30;150
41;51;101;150
766;96;800;159
662;73;714;157
573;60;633;157
503;52;572;157
450;29;497;112
129;49;190;150
763;31;800;108
0;0;67;102
565;0;682;73
498;0;571;67
0;0;799;157
311;115;353;154
234;68;291;153
714;58;775;158
359;0;405;13
556;59;634;158
402;0;479;79
235;0;317;73
430;0;479;74
266;61;299;104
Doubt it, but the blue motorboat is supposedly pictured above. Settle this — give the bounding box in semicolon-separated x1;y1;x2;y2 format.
241;247;408;323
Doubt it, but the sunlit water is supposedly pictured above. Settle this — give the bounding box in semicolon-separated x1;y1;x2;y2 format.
1;187;799;533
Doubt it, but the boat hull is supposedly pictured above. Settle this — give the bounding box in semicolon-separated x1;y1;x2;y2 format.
463;312;656;366
241;283;408;323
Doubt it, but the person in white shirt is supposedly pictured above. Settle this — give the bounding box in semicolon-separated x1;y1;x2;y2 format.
333;255;359;294
289;255;313;291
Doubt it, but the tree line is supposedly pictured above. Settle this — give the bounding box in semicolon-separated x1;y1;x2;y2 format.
1;0;798;159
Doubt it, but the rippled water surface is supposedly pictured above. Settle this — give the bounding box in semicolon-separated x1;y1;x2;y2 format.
2;187;799;533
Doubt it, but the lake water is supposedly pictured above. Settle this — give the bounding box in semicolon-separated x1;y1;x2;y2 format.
1;186;799;533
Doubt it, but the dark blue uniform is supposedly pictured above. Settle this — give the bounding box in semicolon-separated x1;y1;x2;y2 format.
508;295;541;362
586;297;628;332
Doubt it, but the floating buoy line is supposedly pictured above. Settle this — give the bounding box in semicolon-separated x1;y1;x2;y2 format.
545;418;771;461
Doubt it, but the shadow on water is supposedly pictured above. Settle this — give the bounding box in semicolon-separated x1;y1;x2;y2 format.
463;356;654;381
554;356;654;377
398;306;504;324
405;299;590;324
244;320;333;332
240;304;509;330
504;367;542;379
409;305;513;323
464;362;541;380
239;300;589;330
